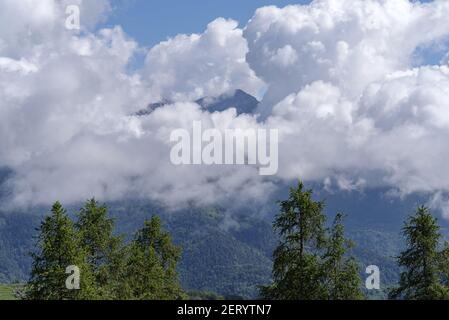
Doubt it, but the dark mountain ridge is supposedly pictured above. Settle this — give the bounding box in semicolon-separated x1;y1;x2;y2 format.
136;89;259;116
1;90;447;298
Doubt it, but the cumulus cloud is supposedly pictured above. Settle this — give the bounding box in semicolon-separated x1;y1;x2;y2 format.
244;0;449;116
0;0;275;209
142;18;265;102
5;101;276;208
267;65;449;197
3;0;449;218
0;0;111;58
428;191;449;220
242;0;449;216
0;0;146;204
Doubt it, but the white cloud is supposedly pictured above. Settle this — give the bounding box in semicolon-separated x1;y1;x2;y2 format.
3;0;449;218
428;191;449;220
142;18;265;102
0;0;273;209
244;0;449;116
4;101;276;208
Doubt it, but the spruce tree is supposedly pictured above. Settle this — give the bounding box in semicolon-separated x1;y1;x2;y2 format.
26;202;96;300
75;199;125;299
389;206;449;300
261;182;327;299
261;182;363;300
122;216;185;300
322;213;363;300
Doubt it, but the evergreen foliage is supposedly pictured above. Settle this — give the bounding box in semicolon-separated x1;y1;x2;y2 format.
25;201;185;300
389;206;449;300
261;182;363;300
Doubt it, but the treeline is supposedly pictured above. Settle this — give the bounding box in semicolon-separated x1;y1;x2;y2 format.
25;200;185;300
262;182;449;300
24;181;449;300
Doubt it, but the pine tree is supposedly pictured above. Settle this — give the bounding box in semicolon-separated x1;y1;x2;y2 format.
389;206;449;300
261;182;327;299
261;182;364;300
322;213;363;300
122;216;185;300
26;202;96;300
75;199;125;299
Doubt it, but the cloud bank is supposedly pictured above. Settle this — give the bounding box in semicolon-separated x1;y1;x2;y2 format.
2;0;449;216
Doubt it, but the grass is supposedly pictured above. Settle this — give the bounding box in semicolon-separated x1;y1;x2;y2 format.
0;284;18;300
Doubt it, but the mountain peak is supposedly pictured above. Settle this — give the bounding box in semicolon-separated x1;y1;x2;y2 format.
196;89;259;115
136;90;259;116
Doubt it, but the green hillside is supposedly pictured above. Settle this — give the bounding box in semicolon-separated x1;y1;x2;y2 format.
0;205;274;299
0;203;403;299
1;188;439;299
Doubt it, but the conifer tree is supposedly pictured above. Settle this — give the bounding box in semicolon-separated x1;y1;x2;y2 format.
261;182;364;300
261;182;327;299
75;199;125;298
322;213;363;300
122;216;185;300
26;202;96;300
389;206;449;300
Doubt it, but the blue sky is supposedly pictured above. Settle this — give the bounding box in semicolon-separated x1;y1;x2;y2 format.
104;0;311;48
102;0;445;65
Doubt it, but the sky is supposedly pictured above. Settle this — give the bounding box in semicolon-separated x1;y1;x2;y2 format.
100;0;447;68
2;0;449;218
104;0;312;47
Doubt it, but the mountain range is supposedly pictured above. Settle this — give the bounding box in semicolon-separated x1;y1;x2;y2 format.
1;90;447;299
136;89;259;116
